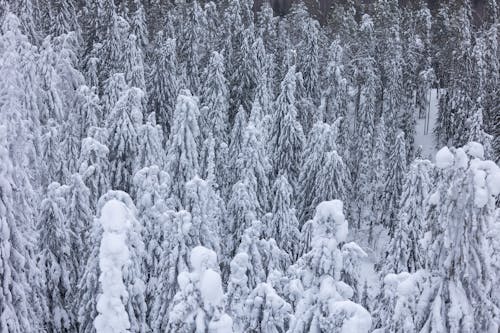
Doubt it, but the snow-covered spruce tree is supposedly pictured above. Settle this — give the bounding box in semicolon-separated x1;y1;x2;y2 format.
374;270;433;333
200;51;230;186
288;201;372;333
351;15;378;232
228;106;247;188
225;181;258;264
102;72;128;120
0;126;41;332
230;26;257;116
297;122;334;224
93;199;132;333
94;191;147;333
147;35;178;139
271;65;305;186
78;136;110;209
37;182;74;332
165;89;200;206
130;0;148;50
244;282;293;333
184;176;223;258
421;144;500;332
297;14;320;104
73;85;102;140
382;158;433;275
201;51;229;143
382;131;407;236
137;112;166;170
310;150;351;220
123;34;146;91
66;173;93;281
149;210;192;333
166;246;233;333
321;40;349;135
107;87;144;193
269;175;301;259
235;121;271;215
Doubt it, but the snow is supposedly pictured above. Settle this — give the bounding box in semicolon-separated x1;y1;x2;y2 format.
329;300;372;333
208;314;233;333
313;200;348;243
94;199;131;333
414;89;439;160
190;245;218;274
200;269;224;306
435;147;454;169
464;142;484;159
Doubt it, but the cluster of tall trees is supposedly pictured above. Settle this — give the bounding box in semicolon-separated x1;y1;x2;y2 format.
0;0;499;332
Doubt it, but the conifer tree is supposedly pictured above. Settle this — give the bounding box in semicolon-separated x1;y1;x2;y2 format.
288;201;372;333
107;87;144;193
422;145;500;332
165;89;200;206
271;65;305;186
269;175;300;259
148;36;178;138
382;131;407;235
37;182;73;332
383;158;433;275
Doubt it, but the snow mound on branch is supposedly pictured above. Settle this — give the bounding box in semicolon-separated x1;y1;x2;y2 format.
313;200;348;243
190;246;218;274
435;147;454;169
464;141;484;159
99;199;132;232
329;300;372;333
208;314;233;333
200;269;224;306
94;199;131;333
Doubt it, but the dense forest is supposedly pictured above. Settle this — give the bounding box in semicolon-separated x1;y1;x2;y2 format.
0;0;499;332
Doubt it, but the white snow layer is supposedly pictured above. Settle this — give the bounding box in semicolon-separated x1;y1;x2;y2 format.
94;199;132;333
313;200;348;243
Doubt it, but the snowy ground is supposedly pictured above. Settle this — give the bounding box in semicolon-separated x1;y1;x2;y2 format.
415;89;439;161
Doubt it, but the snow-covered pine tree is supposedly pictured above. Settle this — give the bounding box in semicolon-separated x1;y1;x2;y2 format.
244;282;292;333
288;201;372;333
421;144;500;332
107;87;144;193
148;36;178;139
383;158;433;275
66;174;93;283
235;121;271;215
269;175;301;259
166;246;233;333
382;131;407;235
165;89;200;206
78;136;110;209
137;112;166;170
149;210;192;333
37;182;74;332
0;126;41;332
271;65;305;186
93;199;132;333
184;176;223;258
297;121;334;224
93;191;147;333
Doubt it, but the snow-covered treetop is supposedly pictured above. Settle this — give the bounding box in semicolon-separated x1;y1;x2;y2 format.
435;142;500;208
312;200;348;243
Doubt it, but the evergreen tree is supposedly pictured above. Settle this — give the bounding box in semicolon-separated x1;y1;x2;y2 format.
166;246;233;333
382;158;433;275
382;131;407;235
165;89;200;206
422;145;500;332
288;201;372;333
271;65;305;186
147;36;178;138
37;182;73;332
107;87;144;193
269;175;300;259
